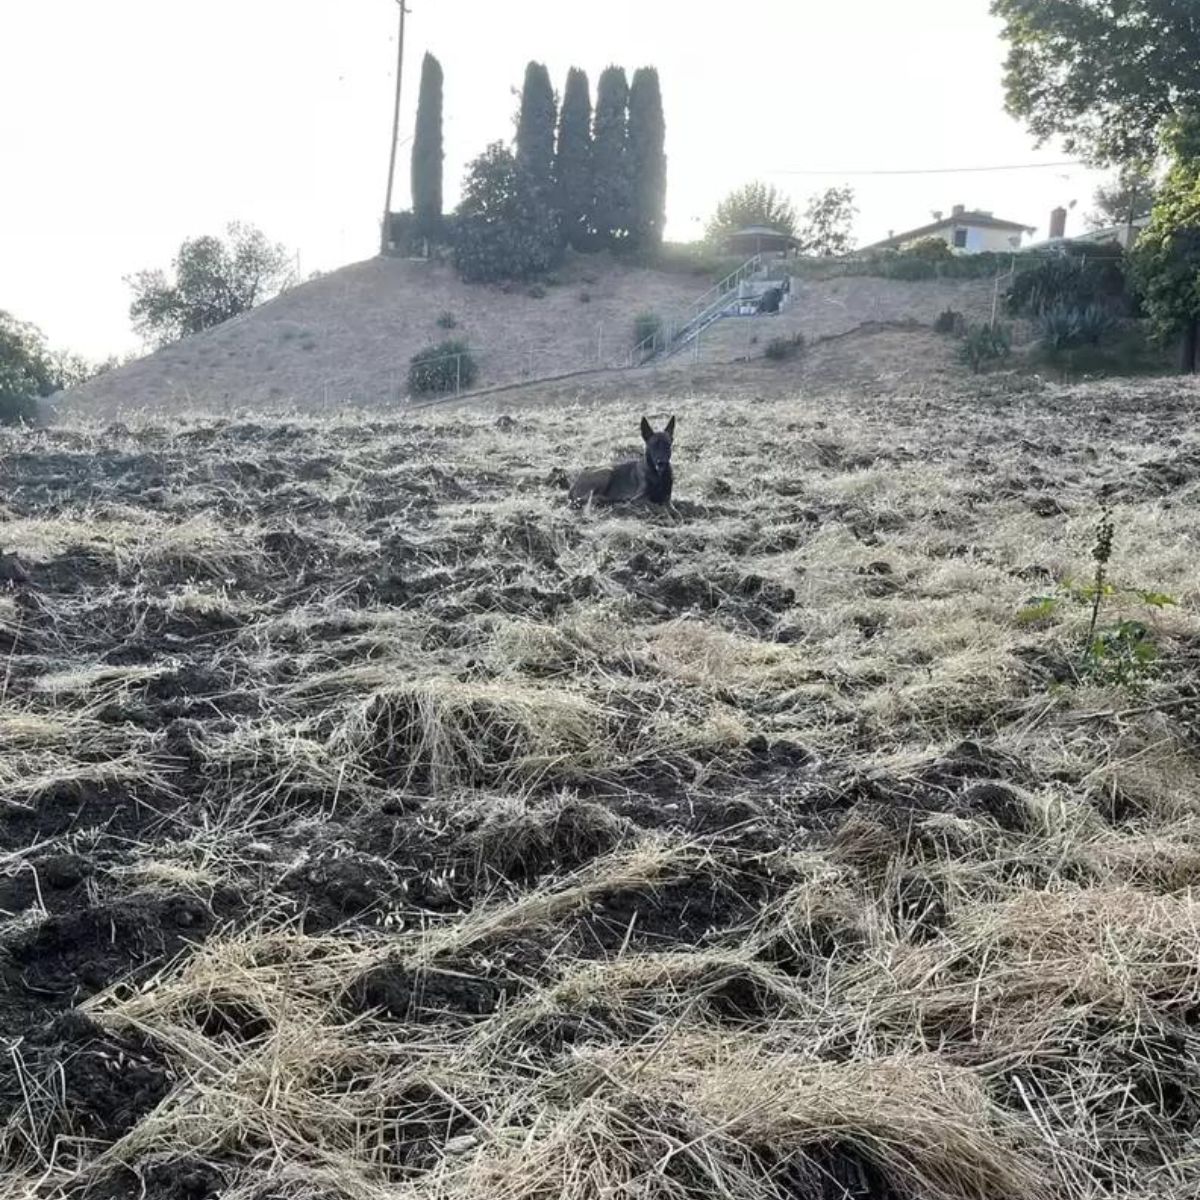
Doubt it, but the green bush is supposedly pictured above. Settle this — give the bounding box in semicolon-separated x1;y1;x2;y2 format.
901;236;955;262
934;309;966;335
765;333;805;360
436;311;458;330
408;339;479;395
959;322;1012;373
633;311;663;350
0;392;38;426
1006;256;1129;317
527;283;547;299
1036;304;1117;351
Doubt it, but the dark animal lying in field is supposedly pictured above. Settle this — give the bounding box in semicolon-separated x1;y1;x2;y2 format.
569;416;676;506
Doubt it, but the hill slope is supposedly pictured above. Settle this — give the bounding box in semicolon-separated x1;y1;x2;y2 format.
63;255;1005;415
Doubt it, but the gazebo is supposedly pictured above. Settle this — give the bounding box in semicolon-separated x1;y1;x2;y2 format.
723;225;801;257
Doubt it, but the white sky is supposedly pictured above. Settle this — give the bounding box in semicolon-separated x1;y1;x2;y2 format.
1;0;1108;360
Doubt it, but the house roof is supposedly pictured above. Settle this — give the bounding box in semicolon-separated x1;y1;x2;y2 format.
866;210;1036;250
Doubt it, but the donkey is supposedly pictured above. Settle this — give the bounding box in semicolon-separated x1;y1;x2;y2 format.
569;416;676;506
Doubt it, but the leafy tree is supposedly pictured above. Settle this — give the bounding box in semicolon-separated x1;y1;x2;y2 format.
454;143;560;283
592;66;633;248
991;0;1200;164
554;67;593;251
0;311;55;422
0;312;112;423
1130;118;1200;372
516;61;556;198
1085;164;1158;230
127;223;294;346
411;52;444;242
628;66;667;252
706;181;797;243
800;186;857;256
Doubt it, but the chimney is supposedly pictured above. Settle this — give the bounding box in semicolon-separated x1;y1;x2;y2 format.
1049;206;1067;239
951;204;965;216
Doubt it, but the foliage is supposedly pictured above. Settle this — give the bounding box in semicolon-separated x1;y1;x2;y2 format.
1086;164;1158;230
0;311;113;423
633;311;663;351
554;67;593;251
592;66;633;248
1036;304;1117;351
454;143;561;283
408;338;478;395
959;322;1012;372
1129;118;1200;369
527;283;546;299
1016;506;1175;692
628;67;667;252
902;236;955;261
127;222;294;346
764;333;805;361
934;309;966;335
1006;256;1129;317
516;61;557;199
411;53;444;242
990;0;1200;163
706;181;797;244
800;186;857;256
436;311;457;330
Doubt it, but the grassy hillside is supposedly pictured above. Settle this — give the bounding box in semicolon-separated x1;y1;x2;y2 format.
3;377;1200;1199
60;255;1007;416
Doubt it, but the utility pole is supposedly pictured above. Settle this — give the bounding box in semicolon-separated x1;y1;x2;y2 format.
380;0;410;255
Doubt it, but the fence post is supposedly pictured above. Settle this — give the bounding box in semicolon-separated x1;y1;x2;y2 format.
597;324;604;365
455;353;462;395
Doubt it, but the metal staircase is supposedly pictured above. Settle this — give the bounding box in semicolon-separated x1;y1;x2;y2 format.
632;254;769;364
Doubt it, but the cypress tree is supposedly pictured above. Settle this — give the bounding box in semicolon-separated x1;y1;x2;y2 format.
554;67;593;250
628;67;666;252
410;52;444;242
592;65;632;248
516;61;556;197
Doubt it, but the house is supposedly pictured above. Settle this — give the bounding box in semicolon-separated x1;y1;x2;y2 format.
1025;205;1150;252
723;225;802;257
866;204;1036;254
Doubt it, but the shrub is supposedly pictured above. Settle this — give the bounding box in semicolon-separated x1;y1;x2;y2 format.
633;311;663;350
902;236;955;262
0;392;38;426
934;309;966;335
765;333;805;360
436;311;458;330
1036;304;1117;351
578;291;592;304
959;322;1012;372
527;284;547;299
1006;256;1128;317
408;339;479;396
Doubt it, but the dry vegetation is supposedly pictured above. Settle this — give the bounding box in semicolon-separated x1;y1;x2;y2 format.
2;376;1200;1200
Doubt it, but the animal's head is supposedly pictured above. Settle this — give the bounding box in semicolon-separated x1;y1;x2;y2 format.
640;415;676;473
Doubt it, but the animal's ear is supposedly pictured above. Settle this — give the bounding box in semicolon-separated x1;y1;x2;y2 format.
665;415;676;439
640;417;653;442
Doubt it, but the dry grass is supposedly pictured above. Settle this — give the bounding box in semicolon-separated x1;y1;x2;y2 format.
3;376;1200;1199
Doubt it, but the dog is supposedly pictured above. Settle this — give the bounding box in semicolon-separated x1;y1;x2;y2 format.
569;416;675;506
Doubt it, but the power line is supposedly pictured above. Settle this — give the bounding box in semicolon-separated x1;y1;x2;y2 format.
766;161;1085;177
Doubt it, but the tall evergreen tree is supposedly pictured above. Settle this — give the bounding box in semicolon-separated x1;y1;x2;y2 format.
411;53;444;242
628;67;666;252
592;65;632;248
516;61;556;196
554;67;593;250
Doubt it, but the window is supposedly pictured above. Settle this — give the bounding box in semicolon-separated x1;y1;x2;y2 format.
952;228;968;249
